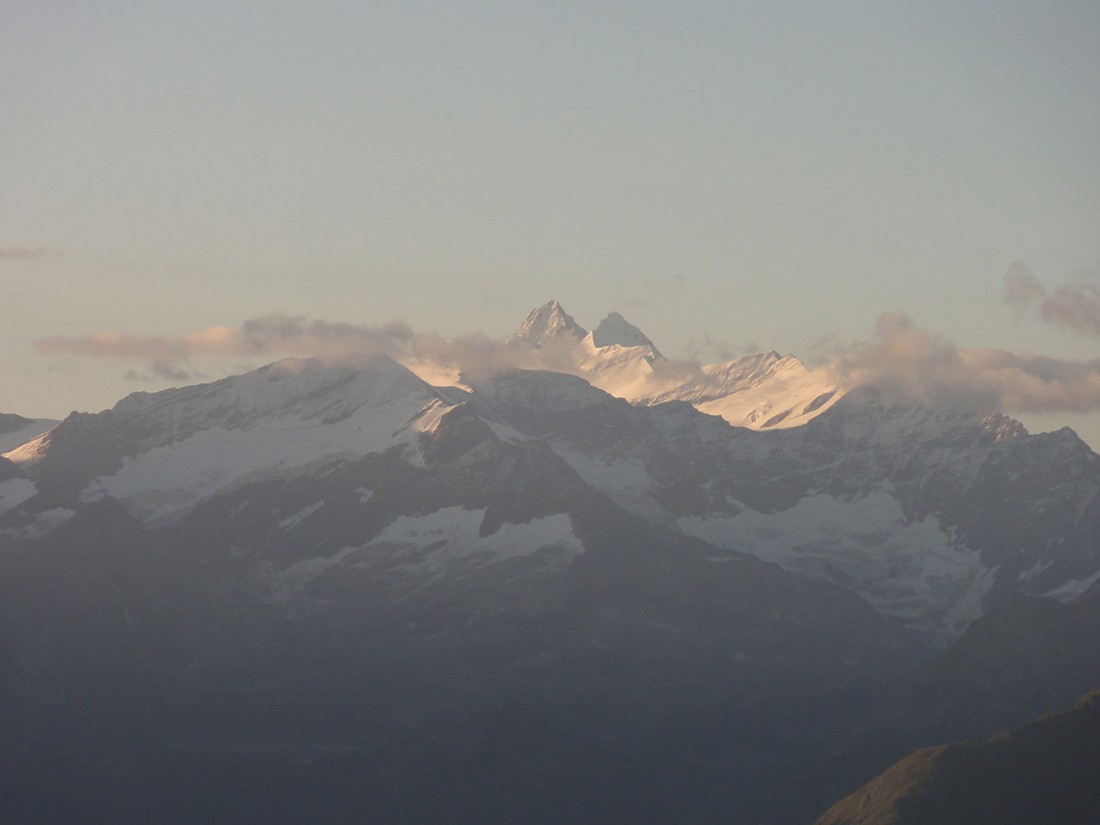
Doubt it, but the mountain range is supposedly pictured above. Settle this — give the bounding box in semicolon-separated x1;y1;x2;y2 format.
2;301;1098;823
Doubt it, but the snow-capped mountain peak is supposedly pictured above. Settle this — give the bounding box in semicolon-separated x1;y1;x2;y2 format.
590;311;663;357
504;302;840;430
509;300;587;348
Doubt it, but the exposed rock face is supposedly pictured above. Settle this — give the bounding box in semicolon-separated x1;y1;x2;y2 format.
590;311;661;354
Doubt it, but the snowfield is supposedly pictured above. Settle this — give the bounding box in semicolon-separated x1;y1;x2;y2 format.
680;491;996;641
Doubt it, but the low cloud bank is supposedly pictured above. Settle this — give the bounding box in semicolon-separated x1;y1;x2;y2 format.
36;314;582;385
38;316;415;382
827;311;1100;414
36;296;1100;416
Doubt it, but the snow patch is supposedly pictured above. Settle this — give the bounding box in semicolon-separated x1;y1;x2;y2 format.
362;507;584;575
401;398;455;466
1018;559;1053;581
278;501;325;530
355;487;373;504
411;398;452;435
80;394;450;524
555;447;671;523
1045;569;1100;602
680;492;992;640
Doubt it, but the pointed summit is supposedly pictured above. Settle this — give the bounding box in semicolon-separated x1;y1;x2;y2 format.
510;300;587;348
591;312;662;357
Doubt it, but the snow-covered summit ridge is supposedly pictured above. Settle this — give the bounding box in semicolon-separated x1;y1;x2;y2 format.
10;355;440;464
10;354;460;524
639;350;807;404
111;353;434;434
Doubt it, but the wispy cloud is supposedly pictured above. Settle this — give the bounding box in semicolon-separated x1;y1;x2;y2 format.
0;246;52;261
827;311;1100;414
150;359;194;381
36;315;415;364
826;312;1000;412
1005;261;1100;336
37;327;238;362
35;303;1100;417
35;314;545;385
123;360;202;382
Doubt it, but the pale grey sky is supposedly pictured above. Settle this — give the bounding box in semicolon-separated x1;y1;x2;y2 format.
3;2;1099;443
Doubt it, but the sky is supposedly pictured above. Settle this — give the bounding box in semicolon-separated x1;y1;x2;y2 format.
3;2;1100;444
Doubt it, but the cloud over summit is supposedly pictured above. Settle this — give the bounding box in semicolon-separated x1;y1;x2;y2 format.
826;312;1001;413
35;314;558;385
827;310;1100;414
34;296;1100;418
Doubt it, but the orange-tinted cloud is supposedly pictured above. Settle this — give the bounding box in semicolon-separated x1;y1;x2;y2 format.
37;308;1100;416
0;247;52;261
1005;261;1100;337
827;311;1100;413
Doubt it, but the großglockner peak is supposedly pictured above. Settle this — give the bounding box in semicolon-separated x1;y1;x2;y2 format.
508;299;587;348
508;300;843;429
